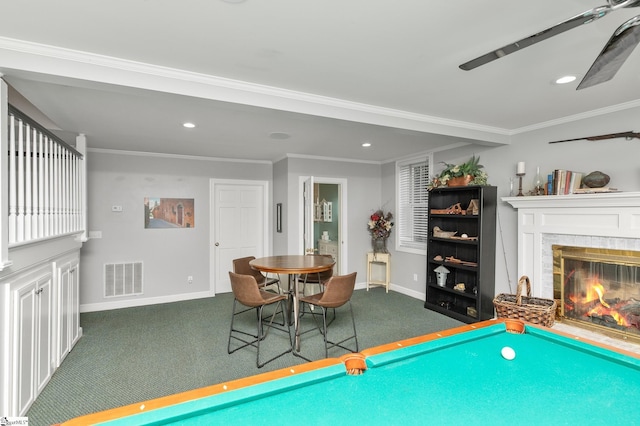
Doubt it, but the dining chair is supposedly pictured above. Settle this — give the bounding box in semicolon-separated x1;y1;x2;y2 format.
298;254;334;295
299;272;358;358
233;256;281;293
227;272;292;368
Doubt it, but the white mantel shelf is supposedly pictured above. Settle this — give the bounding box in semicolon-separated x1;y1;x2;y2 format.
503;192;640;209
501;192;640;299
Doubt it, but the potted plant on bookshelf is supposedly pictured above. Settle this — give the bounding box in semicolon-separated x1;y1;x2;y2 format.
428;155;488;190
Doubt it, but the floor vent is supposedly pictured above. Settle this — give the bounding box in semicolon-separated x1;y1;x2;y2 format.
104;262;143;297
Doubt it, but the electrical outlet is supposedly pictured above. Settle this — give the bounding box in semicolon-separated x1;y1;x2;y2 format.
187;276;193;284
413;273;418;282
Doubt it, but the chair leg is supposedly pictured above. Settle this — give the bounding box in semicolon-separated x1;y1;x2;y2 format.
228;299;261;354
228;298;292;368
322;301;358;357
255;301;292;368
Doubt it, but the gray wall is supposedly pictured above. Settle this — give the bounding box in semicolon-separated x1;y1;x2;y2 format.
81;105;640;311
80;151;271;311
384;105;640;300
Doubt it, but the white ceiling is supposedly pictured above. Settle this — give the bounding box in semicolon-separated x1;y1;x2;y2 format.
1;0;640;162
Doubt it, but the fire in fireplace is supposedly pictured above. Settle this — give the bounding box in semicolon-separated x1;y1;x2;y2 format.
553;245;640;343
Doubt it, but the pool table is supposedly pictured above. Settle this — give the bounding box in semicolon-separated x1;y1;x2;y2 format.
60;319;640;425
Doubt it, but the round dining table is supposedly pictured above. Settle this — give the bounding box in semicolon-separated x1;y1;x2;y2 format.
249;255;335;353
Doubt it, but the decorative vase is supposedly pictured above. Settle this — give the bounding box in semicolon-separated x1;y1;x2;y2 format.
372;238;388;253
447;175;473;187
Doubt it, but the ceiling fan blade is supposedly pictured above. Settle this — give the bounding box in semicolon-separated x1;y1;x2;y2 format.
460;6;611;71
577;15;640;89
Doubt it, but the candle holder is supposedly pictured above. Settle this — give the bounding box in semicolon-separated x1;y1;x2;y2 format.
516;173;525;196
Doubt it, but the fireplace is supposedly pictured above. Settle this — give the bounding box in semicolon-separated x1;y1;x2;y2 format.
553;245;640;343
504;192;640;343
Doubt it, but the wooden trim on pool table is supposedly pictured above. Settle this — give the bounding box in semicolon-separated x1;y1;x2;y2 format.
57;357;341;425
57;318;639;424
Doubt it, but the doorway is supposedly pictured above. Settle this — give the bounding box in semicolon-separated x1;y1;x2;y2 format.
300;177;348;275
210;179;270;294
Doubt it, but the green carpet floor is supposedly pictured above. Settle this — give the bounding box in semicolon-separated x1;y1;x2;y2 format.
27;288;462;425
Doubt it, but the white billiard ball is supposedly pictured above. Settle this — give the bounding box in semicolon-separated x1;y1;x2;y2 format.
501;346;516;360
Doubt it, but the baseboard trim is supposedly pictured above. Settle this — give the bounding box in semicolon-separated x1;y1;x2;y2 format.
80;290;215;313
80;283;425;313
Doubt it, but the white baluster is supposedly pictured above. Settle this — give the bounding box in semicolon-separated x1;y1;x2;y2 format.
16;118;25;242
8;114;17;244
37;133;44;238
32;128;39;238
43;135;50;237
62;149;69;233
24;124;32;241
52;142;59;236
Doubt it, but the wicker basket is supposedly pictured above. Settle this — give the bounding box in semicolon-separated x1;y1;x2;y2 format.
493;276;557;327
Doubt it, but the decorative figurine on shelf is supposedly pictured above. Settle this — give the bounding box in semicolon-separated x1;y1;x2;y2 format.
434;265;450;287
428;155;489;190
368;209;393;253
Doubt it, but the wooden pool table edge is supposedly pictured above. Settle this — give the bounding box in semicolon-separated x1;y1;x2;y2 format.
56;357;342;425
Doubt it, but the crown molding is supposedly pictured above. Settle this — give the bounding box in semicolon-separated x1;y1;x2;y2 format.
0;36;509;145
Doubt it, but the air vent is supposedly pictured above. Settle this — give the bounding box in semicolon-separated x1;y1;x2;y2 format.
104;262;143;297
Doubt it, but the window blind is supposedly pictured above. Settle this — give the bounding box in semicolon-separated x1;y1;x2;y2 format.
397;156;430;252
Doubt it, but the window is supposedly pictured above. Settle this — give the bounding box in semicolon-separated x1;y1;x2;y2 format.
396;154;432;254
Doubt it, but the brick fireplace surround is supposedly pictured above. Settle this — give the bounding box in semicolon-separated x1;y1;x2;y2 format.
504;192;640;355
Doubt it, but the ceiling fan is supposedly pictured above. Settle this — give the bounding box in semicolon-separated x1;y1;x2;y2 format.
459;0;640;89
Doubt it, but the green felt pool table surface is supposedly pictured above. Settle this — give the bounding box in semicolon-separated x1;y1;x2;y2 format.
62;319;640;425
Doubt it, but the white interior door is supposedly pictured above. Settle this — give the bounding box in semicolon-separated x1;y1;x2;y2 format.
211;180;269;294
303;176;314;254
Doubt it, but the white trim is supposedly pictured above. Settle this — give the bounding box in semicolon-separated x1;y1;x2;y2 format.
298;176;348;274
80;290;215;313
88;147;271;165
0;36;510;145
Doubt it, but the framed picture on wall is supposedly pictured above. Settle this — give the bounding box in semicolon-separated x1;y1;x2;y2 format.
144;197;195;229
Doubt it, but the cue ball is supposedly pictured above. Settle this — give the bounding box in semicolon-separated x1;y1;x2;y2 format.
501;346;516;360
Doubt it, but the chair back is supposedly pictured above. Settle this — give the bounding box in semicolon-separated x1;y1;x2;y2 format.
317;272;357;308
302;254;334;283
229;271;265;307
233;256;264;282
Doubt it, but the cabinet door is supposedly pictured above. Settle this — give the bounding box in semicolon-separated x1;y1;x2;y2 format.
69;261;81;347
36;275;53;395
58;263;71;363
14;281;36;415
58;259;81;364
13;272;54;416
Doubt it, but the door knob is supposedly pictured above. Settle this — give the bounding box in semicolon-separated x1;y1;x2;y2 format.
215;242;219;246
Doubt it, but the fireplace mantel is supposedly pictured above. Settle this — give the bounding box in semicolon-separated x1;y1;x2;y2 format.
504;192;640;209
502;192;640;300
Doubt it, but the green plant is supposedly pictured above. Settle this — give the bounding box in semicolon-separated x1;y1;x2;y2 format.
428;155;488;189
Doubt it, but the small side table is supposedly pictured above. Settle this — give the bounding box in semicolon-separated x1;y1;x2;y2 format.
367;252;390;292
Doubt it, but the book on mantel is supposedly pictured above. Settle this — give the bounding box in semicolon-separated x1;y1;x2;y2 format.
552;170;584;195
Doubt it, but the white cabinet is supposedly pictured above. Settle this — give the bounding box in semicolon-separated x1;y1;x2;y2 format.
57;258;80;364
0;248;81;417
318;240;339;273
367;252;391;292
13;269;54;416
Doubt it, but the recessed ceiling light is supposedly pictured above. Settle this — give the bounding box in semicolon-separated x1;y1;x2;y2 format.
362;142;372;148
269;132;291;140
555;75;577;85
183;122;196;128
